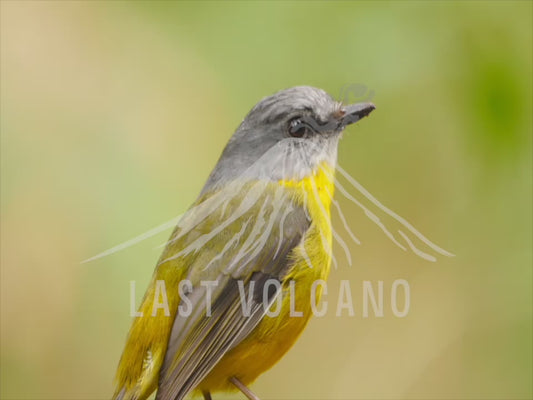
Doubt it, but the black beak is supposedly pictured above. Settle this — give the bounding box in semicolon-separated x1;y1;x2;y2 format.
340;102;376;127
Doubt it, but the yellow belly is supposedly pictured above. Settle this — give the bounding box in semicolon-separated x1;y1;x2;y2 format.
198;162;335;393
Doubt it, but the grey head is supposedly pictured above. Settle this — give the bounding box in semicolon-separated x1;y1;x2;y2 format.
201;86;375;195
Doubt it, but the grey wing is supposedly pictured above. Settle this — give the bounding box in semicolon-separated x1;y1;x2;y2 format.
156;187;310;400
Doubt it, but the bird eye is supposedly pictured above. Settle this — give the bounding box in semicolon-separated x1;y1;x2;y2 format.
288;118;309;138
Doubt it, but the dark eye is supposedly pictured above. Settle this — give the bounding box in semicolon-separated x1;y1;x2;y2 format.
288;117;310;138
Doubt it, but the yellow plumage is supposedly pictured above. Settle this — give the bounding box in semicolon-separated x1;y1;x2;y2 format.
196;163;335;394
114;162;335;399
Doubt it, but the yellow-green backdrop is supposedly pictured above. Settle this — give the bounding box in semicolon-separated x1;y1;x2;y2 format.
1;1;531;399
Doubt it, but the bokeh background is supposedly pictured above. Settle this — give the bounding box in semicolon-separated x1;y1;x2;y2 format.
1;1;531;399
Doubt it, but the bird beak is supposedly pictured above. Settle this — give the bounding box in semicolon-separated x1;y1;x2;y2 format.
339;102;376;127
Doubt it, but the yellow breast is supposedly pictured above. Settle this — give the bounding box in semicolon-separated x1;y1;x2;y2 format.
198;162;336;392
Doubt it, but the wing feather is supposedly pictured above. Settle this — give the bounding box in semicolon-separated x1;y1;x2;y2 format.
155;183;309;400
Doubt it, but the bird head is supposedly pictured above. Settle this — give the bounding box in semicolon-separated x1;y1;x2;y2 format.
202;86;375;194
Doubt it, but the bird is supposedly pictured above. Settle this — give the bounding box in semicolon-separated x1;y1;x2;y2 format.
113;86;375;400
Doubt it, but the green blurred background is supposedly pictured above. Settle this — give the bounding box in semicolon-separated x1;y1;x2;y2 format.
1;1;531;399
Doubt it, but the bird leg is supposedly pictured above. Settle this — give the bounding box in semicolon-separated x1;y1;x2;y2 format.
202;390;212;400
229;376;261;400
